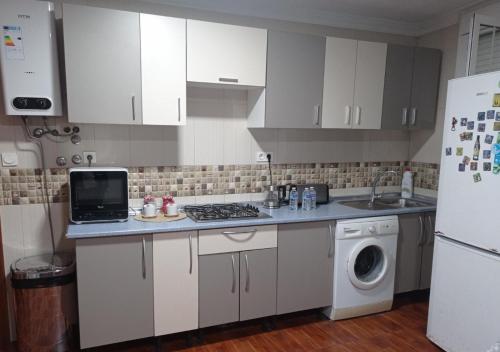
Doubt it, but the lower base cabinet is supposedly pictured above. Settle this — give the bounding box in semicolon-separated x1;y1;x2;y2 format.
395;212;436;294
277;222;334;314
153;232;198;336
76;235;154;349
199;248;277;328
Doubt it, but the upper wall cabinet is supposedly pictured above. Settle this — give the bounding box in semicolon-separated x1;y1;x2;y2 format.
248;30;325;128
63;5;187;126
322;37;387;129
381;45;441;130
187;20;267;87
64;4;143;125
141;14;186;126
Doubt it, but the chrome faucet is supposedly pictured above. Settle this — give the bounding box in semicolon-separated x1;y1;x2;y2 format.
369;170;398;207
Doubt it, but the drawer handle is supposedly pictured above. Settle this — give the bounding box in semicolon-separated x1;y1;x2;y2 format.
402;107;408;126
219;77;239;83
221;229;258;235
221;229;258;243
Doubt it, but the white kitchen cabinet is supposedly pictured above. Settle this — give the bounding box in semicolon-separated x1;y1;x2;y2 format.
352;41;387;129
153;232;198;336
322;38;387;130
321;37;357;129
141;14;186;126
187;20;267;87
63;4;142;125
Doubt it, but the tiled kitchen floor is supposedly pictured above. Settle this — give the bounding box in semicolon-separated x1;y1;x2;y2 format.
5;291;442;352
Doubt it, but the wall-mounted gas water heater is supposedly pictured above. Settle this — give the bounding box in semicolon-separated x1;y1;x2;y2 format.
0;0;62;116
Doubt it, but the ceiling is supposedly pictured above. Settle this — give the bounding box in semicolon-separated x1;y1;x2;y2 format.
144;0;484;36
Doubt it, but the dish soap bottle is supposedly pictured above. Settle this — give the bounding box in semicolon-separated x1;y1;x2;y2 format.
401;168;413;199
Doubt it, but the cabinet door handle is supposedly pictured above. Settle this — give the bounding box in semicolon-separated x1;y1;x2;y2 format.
177;97;181;123
219;77;239;83
313;104;321;126
344;105;351;125
410;107;417;126
244;254;250;292
189;233;193;274
418;215;425;246
355;106;361;125
131;96;136;121
141;237;146;279
426;215;434;245
328;223;334;258
231;254;236;293
402;107;408;126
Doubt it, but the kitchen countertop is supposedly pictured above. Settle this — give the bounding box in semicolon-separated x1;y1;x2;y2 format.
66;194;437;239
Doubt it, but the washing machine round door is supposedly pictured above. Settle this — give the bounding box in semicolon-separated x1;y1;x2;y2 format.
347;238;391;290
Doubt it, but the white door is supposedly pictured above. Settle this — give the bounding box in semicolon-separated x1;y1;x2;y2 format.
153;232;198;336
352;41;387;129
428;236;500;352
187;20;267;86
63;4;142;125
321;37;357;129
436;72;500;252
141;14;186;126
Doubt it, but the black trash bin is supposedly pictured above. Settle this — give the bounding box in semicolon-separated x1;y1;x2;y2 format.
11;253;76;352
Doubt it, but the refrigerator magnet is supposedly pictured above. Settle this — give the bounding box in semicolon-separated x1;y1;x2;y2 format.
484;150;491;159
487;110;495;119
460;118;468;126
493;144;500;164
470;162;478;171
494;164;500;175
478;112;486;121
496;112;500;121
463;155;471;165
493;94;500;107
467;121;475;130
473;173;482;183
494;122;500;131
456;147;464;156
485;135;494;144
458;163;465;172
460;132;473;141
452;117;458;131
445;147;452;156
478;123;486;132
484;162;492;171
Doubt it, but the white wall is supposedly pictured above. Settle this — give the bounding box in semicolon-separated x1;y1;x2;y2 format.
409;25;459;164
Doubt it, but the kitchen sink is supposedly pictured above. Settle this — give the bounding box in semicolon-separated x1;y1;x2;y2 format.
339;197;434;211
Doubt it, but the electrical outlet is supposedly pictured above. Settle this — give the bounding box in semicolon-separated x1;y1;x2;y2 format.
83;152;97;165
256;152;273;162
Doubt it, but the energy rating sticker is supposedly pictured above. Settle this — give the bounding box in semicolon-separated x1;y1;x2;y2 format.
2;25;24;60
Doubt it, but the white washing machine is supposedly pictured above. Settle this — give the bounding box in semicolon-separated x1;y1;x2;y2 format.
325;216;399;320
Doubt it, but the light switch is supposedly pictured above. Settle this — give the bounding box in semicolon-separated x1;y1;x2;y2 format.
1;152;18;167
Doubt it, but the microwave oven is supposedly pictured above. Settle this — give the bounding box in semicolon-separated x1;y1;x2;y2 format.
69;167;129;224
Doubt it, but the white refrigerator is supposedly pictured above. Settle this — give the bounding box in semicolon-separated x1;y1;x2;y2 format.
427;71;500;352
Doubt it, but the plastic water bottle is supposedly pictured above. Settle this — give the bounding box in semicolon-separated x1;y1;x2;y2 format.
310;187;317;210
289;187;298;211
302;187;311;211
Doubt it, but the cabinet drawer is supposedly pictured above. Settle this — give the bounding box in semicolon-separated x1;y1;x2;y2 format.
198;225;277;255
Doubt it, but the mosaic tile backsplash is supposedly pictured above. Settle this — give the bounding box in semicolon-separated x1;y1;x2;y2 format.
0;161;439;205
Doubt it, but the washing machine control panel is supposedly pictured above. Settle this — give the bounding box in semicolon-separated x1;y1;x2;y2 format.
336;216;398;239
